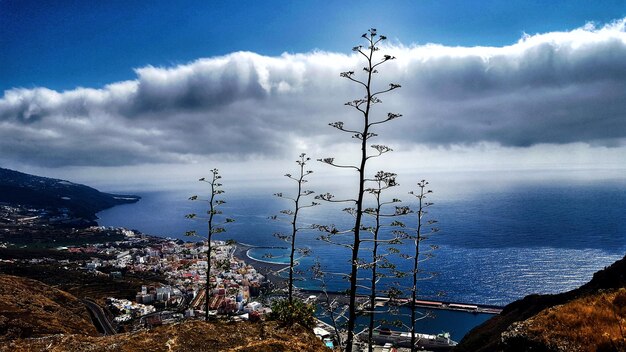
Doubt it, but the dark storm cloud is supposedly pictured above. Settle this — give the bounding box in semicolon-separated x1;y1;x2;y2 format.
1;20;625;167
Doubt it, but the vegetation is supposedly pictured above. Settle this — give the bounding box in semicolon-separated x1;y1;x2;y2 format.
2;319;330;352
185;169;235;321
271;153;318;303
269;298;316;329
316;28;402;352
311;259;346;348
501;288;626;351
0;261;166;305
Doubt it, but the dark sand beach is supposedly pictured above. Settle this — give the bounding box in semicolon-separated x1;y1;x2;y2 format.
234;243;289;289
233;242;362;305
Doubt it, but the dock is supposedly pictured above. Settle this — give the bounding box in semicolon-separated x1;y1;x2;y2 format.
390;298;503;314
301;290;503;315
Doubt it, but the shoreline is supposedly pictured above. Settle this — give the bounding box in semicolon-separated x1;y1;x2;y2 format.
234;243;289;288
233;243;504;313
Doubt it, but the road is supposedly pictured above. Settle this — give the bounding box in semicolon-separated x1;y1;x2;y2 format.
83;298;116;335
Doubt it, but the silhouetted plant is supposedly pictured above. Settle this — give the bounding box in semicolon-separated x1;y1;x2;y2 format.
185;169;234;321
270;153;318;303
362;171;408;351
316;28;401;352
407;180;439;351
312;259;347;349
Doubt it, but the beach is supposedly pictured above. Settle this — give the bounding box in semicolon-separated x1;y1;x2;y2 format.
234;243;289;289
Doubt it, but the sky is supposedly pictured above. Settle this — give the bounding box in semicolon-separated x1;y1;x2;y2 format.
1;0;626;192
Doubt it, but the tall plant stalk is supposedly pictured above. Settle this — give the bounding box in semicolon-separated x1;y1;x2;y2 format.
272;153;317;302
408;180;438;351
317;28;401;352
363;171;406;351
186;169;234;321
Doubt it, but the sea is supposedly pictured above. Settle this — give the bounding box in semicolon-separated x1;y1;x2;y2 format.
96;174;626;341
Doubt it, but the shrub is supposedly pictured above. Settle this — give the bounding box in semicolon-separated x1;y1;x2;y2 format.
269;298;316;329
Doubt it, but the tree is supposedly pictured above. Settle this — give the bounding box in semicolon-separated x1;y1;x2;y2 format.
185;168;234;321
271;153;318;303
316;28;401;352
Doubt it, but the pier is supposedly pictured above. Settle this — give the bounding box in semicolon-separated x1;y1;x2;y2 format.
297;289;503;314
385;297;503;314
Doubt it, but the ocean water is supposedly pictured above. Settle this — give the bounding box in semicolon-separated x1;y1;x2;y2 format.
97;177;626;305
97;178;626;331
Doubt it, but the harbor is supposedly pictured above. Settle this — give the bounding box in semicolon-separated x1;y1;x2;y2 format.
238;242;500;343
239;243;503;313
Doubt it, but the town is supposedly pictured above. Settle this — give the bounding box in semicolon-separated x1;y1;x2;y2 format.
1;203;273;333
76;230;271;328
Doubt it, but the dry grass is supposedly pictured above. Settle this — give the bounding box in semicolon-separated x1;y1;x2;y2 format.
0;274;98;341
0;273;329;352
2;320;330;352
520;288;626;351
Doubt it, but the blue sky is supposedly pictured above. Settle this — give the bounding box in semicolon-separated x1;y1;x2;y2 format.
1;1;626;190
2;0;625;92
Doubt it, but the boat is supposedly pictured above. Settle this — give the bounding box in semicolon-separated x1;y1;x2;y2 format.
369;328;458;351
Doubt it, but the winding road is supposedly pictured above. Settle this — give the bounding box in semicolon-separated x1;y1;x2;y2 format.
83;299;116;335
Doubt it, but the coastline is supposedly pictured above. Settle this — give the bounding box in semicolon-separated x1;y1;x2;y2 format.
234;242;364;305
233;242;504;313
234;243;289;289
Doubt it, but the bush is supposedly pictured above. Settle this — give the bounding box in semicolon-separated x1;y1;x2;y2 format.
269;298;316;329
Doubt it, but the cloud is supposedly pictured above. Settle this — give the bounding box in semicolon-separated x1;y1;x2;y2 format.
1;19;626;167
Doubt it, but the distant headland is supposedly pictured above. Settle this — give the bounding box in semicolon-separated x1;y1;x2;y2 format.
0;167;139;223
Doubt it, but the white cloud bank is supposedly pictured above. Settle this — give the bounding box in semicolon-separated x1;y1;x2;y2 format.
2;19;626;169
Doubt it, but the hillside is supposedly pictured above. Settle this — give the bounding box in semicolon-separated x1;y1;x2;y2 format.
456;255;626;351
500;289;626;351
2;320;330;352
0;274;329;352
0;274;98;340
0;167;139;221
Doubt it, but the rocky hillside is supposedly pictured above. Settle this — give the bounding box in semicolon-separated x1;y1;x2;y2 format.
456;255;626;351
500;289;626;351
0;274;329;352
0;274;98;340
3;320;330;352
0;167;139;220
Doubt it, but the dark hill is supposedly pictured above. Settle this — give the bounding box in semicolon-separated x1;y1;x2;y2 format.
0;167;139;220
